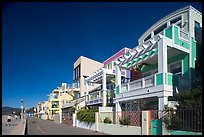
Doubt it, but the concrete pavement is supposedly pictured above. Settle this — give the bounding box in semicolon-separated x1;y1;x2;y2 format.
27;116;108;135
2;115;26;135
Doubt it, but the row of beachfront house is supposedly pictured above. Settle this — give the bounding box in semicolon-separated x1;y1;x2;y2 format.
35;5;202;130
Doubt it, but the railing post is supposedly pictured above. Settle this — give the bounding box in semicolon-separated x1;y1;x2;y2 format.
142;78;145;88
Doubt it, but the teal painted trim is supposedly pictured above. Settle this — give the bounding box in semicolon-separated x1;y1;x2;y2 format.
170;130;202;135
182;54;189;78
174;26;189;49
191;37;196;68
165;73;173;85
156;73;163;85
165;26;172;39
172;75;179;87
116;86;120;94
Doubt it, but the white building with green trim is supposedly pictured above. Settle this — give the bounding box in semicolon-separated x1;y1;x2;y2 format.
114;5;202;112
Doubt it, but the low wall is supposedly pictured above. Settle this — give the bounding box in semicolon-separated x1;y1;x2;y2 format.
76;120;96;131
98;123;141;135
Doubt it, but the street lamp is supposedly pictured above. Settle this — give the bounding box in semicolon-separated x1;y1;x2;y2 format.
21;99;24;120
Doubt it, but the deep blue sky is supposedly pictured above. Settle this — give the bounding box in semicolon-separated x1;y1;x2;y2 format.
2;2;202;109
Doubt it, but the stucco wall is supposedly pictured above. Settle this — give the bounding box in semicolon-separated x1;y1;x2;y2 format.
98;123;141;135
76;120;96;131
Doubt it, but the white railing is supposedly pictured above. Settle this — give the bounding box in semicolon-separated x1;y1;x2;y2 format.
121;74;155;93
180;29;189;41
67;83;80;89
144;75;154;87
87;98;102;105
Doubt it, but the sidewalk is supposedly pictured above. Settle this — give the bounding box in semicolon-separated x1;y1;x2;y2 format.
2;115;26;135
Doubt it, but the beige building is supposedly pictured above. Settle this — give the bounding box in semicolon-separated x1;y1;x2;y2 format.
73;56;104;98
61;56;103;125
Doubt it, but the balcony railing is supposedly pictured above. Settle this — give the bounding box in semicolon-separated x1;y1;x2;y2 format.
87;98;102;105
121;73;189;93
180;29;189;41
121;74;155;93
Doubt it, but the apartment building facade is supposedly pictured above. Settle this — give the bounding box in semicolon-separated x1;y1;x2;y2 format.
85;47;131;107
113;5;202;112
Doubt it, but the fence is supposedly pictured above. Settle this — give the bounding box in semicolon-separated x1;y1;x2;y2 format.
98;111;142;127
166;109;202;132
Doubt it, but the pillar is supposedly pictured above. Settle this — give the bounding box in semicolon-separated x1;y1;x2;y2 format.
102;71;107;107
158;38;168;85
158;96;168;118
85;80;88;104
115;102;122;125
115;65;121;95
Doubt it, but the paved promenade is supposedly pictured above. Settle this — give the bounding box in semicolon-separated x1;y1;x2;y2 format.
27;117;108;135
2;115;26;135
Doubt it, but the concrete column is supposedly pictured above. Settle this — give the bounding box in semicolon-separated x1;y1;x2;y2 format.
151;31;154;38
73;113;76;127
95;112;99;131
167;21;171;27
59;109;62;123
158;38;168;85
102;71;107;107
158;38;168;74
142;111;151;135
115;65;121;94
115;102;122;125
85;81;88;104
158;96;168;119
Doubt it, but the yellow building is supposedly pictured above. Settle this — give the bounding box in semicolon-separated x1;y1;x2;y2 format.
47;83;73;122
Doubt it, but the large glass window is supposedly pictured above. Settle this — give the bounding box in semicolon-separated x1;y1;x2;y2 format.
194;20;201;43
107;63;112;70
74;64;81;80
51;101;59;108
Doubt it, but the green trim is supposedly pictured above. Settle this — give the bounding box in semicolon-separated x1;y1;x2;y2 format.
156;73;163;85
182;54;189;78
191;37;196;68
174;26;189;49
165;73;173;85
116;86;120;94
165;26;172;39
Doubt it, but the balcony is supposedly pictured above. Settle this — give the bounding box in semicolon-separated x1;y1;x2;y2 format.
116;72;189;101
87;90;103;106
121;74;155;93
87;98;103;106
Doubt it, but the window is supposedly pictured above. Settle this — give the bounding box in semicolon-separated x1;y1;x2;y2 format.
194;20;201;43
74;64;81;80
154;23;167;36
107;63;112;70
